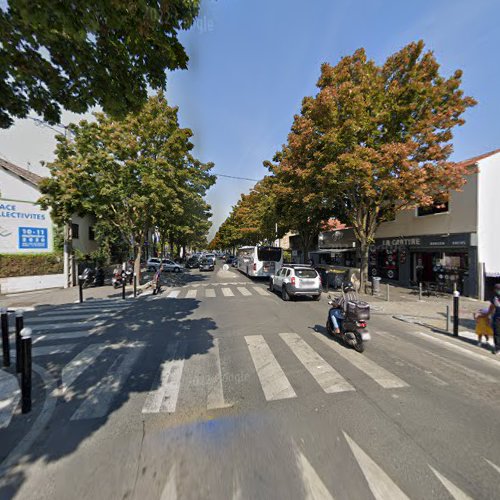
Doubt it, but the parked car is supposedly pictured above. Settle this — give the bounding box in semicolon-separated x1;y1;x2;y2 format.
186;256;200;268
269;265;322;301
199;257;215;271
204;253;216;264
147;258;183;273
225;255;236;265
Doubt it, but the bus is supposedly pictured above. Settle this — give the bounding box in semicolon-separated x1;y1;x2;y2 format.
237;245;283;278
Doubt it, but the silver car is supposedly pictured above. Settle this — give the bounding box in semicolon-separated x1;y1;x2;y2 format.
269;265;322;301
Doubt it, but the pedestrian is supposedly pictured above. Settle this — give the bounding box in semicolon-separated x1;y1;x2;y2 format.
473;308;493;347
486;283;500;354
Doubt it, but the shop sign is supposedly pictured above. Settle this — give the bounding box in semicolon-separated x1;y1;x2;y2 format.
377;233;470;249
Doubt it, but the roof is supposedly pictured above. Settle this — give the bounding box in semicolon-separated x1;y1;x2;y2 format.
453;148;500;169
0;158;43;186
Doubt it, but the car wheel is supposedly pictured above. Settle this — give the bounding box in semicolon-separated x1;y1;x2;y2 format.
174;267;180;273
313;294;321;301
281;286;290;301
269;279;273;292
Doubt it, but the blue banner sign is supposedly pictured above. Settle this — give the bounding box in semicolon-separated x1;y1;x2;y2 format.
18;227;48;249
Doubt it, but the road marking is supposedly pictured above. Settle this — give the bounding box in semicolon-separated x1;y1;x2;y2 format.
294;442;335;500
237;287;251;296
245;335;296;401
222;288;234;297
429;465;472;499
160;464;177;500
0;370;20;429
484;457;500;475
11;344;76;357
71;342;144;420
343;431;410;499
207;339;232;410
185;289;197;299
314;334;408;389
280;333;354;394
33;331;90;344
142;342;186;414
21;320;105;332
167;290;180;299
23;314;101;323
205;288;216;298
62;343;107;393
39;306;126;316
252;287;267;296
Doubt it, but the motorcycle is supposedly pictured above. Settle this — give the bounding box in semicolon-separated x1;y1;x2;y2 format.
80;267;105;288
112;268;133;289
326;295;371;353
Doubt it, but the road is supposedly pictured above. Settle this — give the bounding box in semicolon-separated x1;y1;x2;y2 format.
1;262;500;499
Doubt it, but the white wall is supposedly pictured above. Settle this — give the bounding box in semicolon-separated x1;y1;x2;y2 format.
0;170;40;202
71;214;98;254
0;273;64;294
477;153;500;275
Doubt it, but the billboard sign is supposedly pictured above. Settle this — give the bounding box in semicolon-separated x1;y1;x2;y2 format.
0;199;53;253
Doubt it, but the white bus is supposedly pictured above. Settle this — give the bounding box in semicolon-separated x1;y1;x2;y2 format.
237;245;283;278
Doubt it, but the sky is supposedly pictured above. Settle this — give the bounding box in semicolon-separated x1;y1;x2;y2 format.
0;0;499;239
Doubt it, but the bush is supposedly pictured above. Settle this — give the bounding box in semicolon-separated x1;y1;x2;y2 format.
0;253;63;278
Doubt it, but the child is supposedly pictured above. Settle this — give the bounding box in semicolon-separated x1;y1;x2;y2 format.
474;308;493;346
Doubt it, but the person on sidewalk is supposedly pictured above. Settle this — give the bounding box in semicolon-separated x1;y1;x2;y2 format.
487;283;500;354
473;308;493;347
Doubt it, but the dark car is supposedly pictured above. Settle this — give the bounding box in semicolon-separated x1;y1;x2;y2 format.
199;258;214;272
225;255;236;265
186;256;200;269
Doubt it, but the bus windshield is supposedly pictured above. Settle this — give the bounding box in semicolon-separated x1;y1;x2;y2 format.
257;247;282;262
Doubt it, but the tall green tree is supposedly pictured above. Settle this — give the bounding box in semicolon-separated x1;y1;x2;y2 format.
300;41;476;286
39;92;214;278
0;0;200;128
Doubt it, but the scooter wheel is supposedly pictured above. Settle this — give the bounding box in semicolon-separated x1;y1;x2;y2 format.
353;332;365;353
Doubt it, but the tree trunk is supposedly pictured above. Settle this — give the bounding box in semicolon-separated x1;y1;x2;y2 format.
359;238;369;292
134;243;142;284
299;229;312;264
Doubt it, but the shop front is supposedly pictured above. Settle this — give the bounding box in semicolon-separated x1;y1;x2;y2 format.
369;233;478;297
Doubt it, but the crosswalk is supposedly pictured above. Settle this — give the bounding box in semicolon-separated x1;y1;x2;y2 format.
160;284;271;299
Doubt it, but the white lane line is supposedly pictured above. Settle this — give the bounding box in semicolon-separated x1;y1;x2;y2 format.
33;331;90;344
252;287;268;296
484;457;500;475
167;290;180;298
314;334;408;389
23;314;101;323
160;464;177;500
62;343;107;393
280;333;354;394
222;288;234;297
39;306;125;316
294;442;335;500
245;335;296;401
429;465;472;500
21;320;105;332
0;370;20;429
205;289;216;298
207;339;232;410
71;342;144;420
237;287;251;296
343;432;410;500
185;289;197;299
11;344;76;357
142;342;186;414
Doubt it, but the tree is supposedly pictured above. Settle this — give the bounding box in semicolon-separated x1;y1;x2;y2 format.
39;92;214;279
0;0;200;128
300;41;476;286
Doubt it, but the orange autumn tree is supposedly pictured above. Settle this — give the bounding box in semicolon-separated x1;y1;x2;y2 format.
300;41;476;286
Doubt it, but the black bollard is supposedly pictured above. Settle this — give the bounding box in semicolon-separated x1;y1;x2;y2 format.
133;274;137;298
15;310;24;373
122;278;126;299
1;307;10;367
453;290;460;337
20;327;32;414
79;277;84;303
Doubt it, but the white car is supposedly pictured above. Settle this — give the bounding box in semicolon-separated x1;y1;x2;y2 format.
269;265;322;301
147;258;183;273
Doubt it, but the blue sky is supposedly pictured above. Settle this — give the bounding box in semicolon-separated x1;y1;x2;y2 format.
1;0;499;238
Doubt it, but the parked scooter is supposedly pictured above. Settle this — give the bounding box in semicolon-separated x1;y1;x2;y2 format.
326;294;371;353
80;267;105;288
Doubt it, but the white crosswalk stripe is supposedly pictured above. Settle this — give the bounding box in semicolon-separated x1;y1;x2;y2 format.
167;290;180;298
0;369;20;429
33;331;90;344
252;287;268;296
245;335;296;401
280;333;354;394
484;457;500;475
205;288;216;297
62;343;107;394
222;287;234;297
11;343;77;357
429;465;472;500
237;287;251;296
185;289;197;299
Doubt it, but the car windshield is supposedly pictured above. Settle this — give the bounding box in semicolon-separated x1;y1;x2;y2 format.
295;269;317;278
257;247;282;262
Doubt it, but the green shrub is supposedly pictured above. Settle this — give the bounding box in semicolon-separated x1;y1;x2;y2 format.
0;253;63;278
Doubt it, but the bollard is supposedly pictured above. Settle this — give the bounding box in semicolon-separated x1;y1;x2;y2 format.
386;283;390;302
15;310;24;373
418;282;422;301
446;305;450;332
20;327;32;414
133;274;137;298
453;290;460;337
1;307;10;367
79;277;84;303
122;278;126;299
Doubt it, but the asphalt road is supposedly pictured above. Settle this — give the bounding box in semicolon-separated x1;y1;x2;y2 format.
1;262;500;499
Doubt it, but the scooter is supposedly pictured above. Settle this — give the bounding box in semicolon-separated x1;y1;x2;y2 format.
112;271;124;289
326;296;371;353
80;267;105;288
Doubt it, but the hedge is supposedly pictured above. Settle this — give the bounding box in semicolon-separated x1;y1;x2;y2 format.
0;253;63;278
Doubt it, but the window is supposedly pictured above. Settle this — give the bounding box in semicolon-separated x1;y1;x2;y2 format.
71;223;79;239
295;269;318;278
257;246;282;262
417;197;449;216
88;226;95;241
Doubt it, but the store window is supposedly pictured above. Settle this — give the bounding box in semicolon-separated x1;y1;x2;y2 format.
71;223;79;239
370;247;399;280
